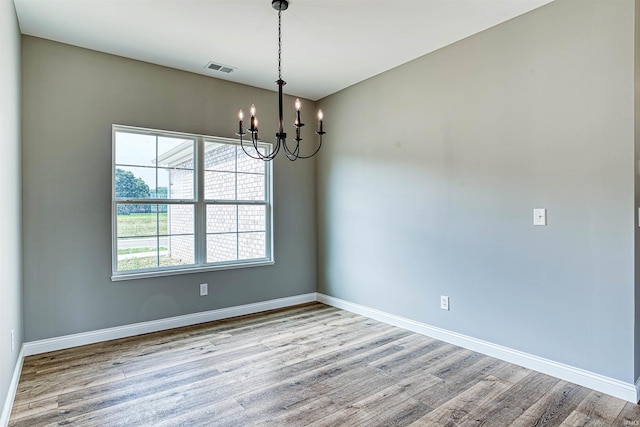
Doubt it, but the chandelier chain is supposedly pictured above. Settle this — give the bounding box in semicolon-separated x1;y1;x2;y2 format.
278;10;282;81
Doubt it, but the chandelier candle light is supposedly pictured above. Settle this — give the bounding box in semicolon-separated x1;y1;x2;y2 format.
236;0;326;161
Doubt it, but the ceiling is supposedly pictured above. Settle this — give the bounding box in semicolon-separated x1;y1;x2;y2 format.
13;0;554;101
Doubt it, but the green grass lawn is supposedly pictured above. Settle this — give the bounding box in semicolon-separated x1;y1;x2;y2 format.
117;212;168;237
117;247;168;255
118;255;188;271
116;211;192;271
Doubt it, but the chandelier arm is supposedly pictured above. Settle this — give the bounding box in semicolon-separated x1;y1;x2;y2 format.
244;142;280;162
286;154;298;161
282;137;299;157
284;143;299;161
254;136;280;161
284;147;299;161
239;134;266;161
280;130;297;160
269;139;281;159
282;132;324;160
239;132;280;161
287;134;324;160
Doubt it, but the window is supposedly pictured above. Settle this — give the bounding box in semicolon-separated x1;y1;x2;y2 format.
112;125;273;280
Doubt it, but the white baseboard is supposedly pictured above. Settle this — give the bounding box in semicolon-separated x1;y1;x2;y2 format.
24;293;316;356
316;293;639;403
1;345;24;427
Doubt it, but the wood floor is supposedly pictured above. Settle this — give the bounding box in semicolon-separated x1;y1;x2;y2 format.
9;303;640;426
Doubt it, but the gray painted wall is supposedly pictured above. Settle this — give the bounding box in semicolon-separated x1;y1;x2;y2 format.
22;37;316;341
0;0;22;415
317;0;636;383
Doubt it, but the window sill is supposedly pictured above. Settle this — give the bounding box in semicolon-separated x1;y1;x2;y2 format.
111;259;275;281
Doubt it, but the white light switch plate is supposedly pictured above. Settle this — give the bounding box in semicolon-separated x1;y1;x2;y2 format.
533;208;546;226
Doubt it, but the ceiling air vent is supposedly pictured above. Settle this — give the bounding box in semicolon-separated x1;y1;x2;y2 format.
205;61;236;74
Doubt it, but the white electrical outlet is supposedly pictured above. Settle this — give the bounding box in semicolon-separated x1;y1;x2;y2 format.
199;283;208;296
440;296;450;311
533;208;547;226
11;329;14;352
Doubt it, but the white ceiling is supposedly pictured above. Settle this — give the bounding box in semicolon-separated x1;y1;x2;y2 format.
13;0;554;101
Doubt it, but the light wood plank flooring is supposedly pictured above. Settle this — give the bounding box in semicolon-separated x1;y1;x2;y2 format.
9;302;640;426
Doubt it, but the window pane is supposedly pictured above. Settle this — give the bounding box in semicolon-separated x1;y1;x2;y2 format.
238;144;267;161
205;142;235;172
115;167;155;199
205;171;236;200
238;205;265;232
159;167;194;199
167;205;195;234
163;235;194;266
116;132;195;200
116;204;195;272
151;206;167;235
237;173;265;200
157;137;194;168
164;204;194;267
207;234;237;263
239;232;266;260
207;205;237;233
117;205;158;237
156;138;194;199
115;132;156;167
117;237;159;271
237;148;265;174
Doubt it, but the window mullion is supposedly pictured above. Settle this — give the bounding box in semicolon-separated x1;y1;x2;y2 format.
156;204;161;268
155;137;160;268
196;136;206;265
266;159;273;260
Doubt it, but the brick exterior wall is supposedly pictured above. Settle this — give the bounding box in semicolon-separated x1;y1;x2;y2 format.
162;155;195;264
165;204;194;264
167;143;267;264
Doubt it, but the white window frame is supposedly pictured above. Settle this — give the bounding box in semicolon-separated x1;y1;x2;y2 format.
111;125;274;281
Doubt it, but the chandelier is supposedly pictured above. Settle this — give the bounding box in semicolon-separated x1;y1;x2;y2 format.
236;0;326;161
